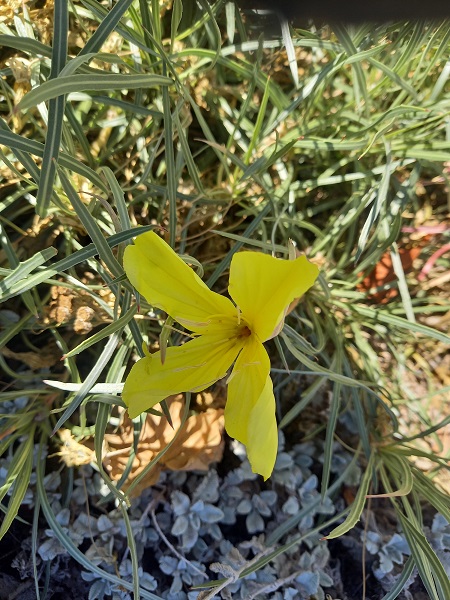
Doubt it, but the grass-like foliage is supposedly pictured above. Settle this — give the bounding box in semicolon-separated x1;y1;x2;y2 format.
0;1;449;598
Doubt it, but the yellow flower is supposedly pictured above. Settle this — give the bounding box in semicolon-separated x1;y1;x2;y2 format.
122;231;319;479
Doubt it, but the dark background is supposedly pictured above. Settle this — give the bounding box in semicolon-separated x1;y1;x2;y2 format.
237;0;450;22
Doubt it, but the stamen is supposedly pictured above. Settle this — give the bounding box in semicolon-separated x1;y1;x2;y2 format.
172;362;207;372
177;317;210;328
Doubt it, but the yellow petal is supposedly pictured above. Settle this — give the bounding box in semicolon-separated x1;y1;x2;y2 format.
228;251;319;342
123;333;244;419
246;376;278;480
225;336;277;479
124;231;235;329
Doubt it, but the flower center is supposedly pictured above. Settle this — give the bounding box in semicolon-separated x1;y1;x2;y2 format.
236;325;252;339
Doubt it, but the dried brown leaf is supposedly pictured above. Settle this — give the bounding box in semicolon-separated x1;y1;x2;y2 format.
55;429;95;467
1;343;60;369
103;396;225;496
42;284;114;333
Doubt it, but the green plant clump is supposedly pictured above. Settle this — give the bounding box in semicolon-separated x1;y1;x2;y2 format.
0;1;449;598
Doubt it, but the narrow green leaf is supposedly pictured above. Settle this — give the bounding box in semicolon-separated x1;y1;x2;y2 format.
333;23;369;115
280;18;298;87
173;110;205;194
159;315;175;366
321;380;342;495
94;403;129;503
381;556;415;600
0;222;38;314
0;120;108;192
0;432;35;501
100;167;131;233
244;75;271;164
279;375;329;429
241;139;298;181
399;514;450;600
282;323;323;356
260;57;339;137
371;453;413;498
120;502;140;599
0;247;57;299
59;52;99;77
225;1;235;44
412;469;450;523
211;230;287;254
0;311;33;349
80;0;159;59
397;413;450;443
349;303;450;345
64;103;95;167
162;67;177;248
31;498;42;600
80;0;135;55
150;0;162;42
281;331;377;391
368;57;419;100
0;226;153;303
17;74;172;111
58;168;124;279
89;95;162;117
0;434;34;540
177;48;288;110
0;35;52;58
52;331;122;433
350;386;373;460
389;240;416;323
356;141;391;260
325;452;376;539
196;0;221;70
36;0;68;216
44;381;124;394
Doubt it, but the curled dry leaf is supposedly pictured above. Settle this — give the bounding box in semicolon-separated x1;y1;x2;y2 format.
103;396;225;497
56;429;95;468
1;342;61;370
